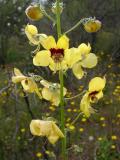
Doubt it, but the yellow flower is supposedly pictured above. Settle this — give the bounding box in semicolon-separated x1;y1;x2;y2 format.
30;120;64;144
12;68;41;98
21;128;25;133
69;125;75;131
100;117;105;121
117;114;120;118
25;24;47;45
33;34;97;78
40;80;67;106
83;19;102;33
81;118;87;122
111;135;117;140
111;145;116;149
72;43;98;79
36;152;42;158
25;4;43;21
101;123;106;127
33;35;68;71
79;128;84;132
80;77;106;117
98;137;103;141
33;35;85;72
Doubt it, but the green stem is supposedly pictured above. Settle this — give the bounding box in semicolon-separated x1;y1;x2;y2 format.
65;90;86;100
71;112;82;125
40;4;55;23
64;18;84;35
43;10;56;23
59;70;66;159
56;0;67;159
56;0;61;38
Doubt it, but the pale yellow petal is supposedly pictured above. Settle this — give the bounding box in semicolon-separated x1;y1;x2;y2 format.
41;36;57;50
27;35;39;45
95;91;103;100
40;80;51;88
64;48;82;68
35;88;42;99
25;24;38;35
12;76;26;83
25;24;39;45
57;35;69;49
51;92;60;106
80;93;95;117
30;120;41;136
51;122;64;138
38;121;52;136
63;87;67;96
81;53;98;68
78;43;91;57
14;68;24;76
49;60;67;72
89;77;106;92
48;135;59;144
30;120;52;137
48;122;64;144
41;81;67;106
42;88;52;101
21;78;37;93
39;34;48;44
72;62;84;79
60;60;68;71
33;50;51;66
49;59;56;71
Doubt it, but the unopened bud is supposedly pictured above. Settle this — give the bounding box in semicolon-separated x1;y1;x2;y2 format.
51;2;63;14
83;18;102;33
25;3;43;21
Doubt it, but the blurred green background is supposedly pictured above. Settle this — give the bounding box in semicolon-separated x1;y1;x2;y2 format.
0;0;120;160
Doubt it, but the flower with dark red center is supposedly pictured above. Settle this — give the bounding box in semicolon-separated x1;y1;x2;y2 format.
33;34;98;77
12;68;41;98
33;35;71;71
80;77;106;117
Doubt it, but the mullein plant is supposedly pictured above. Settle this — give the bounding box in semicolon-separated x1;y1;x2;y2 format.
12;0;106;159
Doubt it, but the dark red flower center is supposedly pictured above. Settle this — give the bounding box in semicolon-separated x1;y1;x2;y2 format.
25;79;28;85
50;48;64;62
89;91;99;101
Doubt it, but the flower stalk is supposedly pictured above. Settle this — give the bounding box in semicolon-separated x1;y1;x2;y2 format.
65;90;86;100
56;0;61;38
64;19;84;34
64;17;96;34
56;0;67;159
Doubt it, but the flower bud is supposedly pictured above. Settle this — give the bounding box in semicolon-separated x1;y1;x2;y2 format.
25;4;43;21
25;24;38;35
83;19;102;33
51;2;63;14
